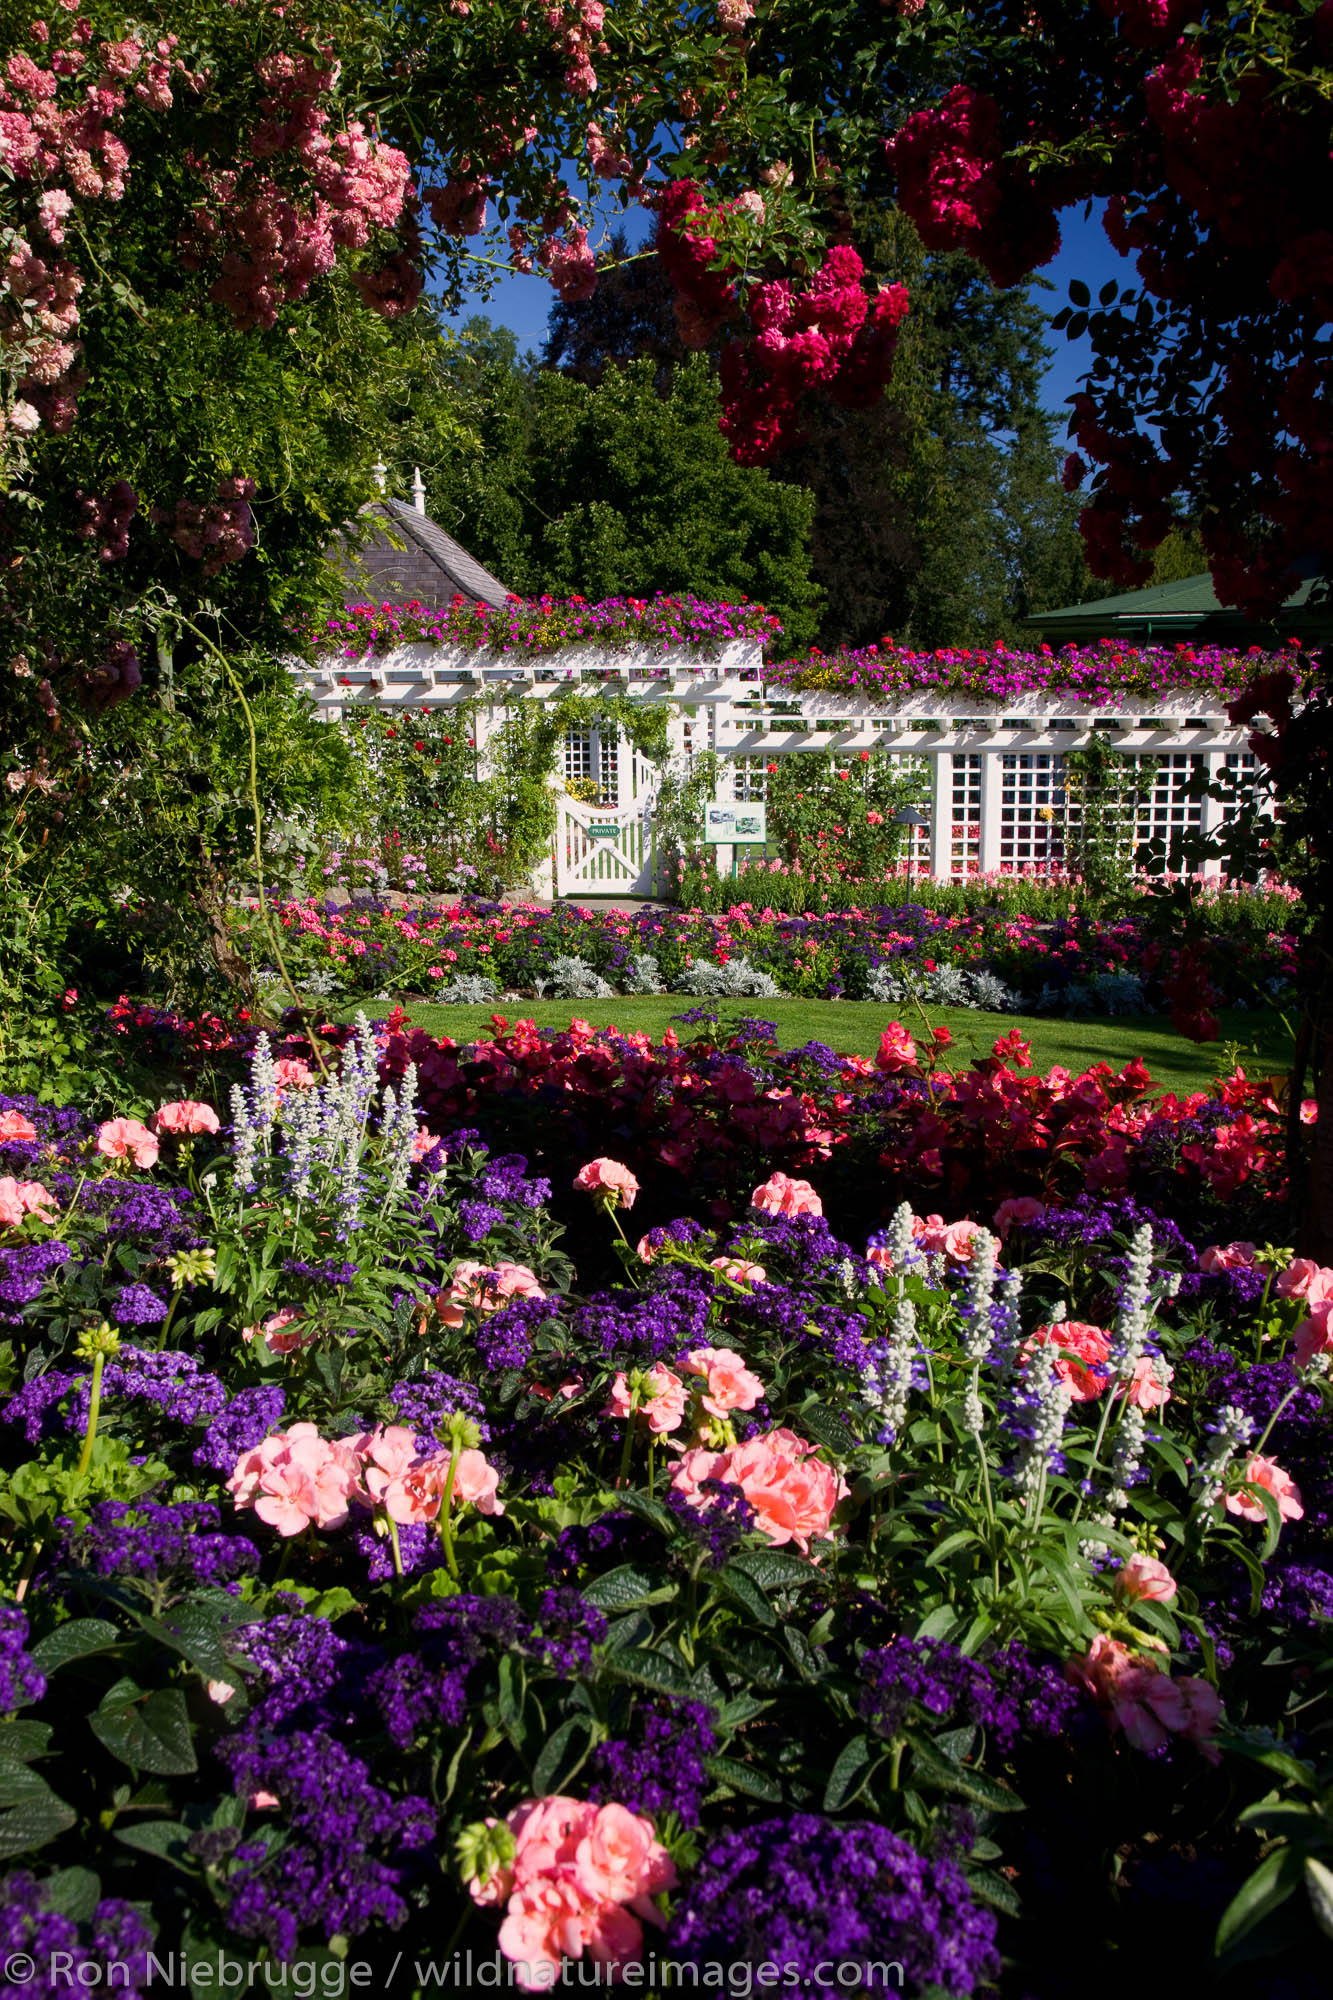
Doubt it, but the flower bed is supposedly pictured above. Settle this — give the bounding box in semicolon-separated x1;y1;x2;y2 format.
1;1028;1330;1992
231;892;1301;1016
764;638;1311;706
315;592;782;661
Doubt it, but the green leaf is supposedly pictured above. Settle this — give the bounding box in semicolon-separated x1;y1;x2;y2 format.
600;1489;675;1537
29;1617;121;1674
717;1564;776;1629
908;1737;1025;1813
967;1867;1023;1919
0;1797;77;1860
823;1734;873;1813
797;1400;859;1456
1215;1844;1305;1956
915;1605;966;1644
0;1759;61;1808
116;1819;197;1873
90;1683;197;1776
582;1565;675;1613
138;1603;231;1684
0;1721;52;1762
602;1648;693;1697
532;1716;593;1797
39;1868;101;1922
733;1550;817;1593
703;1754;782;1804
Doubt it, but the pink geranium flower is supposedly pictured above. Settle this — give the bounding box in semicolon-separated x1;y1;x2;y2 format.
96;1116;159;1169
708;1257;767;1289
437;1261;546;1327
993;1197;1046;1235
1225;1454;1304;1524
750;1172;822;1218
573;1158;639;1210
1293;1302;1333;1369
1114;1553;1178;1604
226;1423;359;1537
411;1128;442;1162
1020;1321;1111;1402
153;1099;221;1136
240;1307;307;1356
0;1111;37;1143
1275;1258;1333;1304
671;1426;847;1553
1124;1354;1172;1411
605;1365;689;1435
273;1057;315;1090
1197;1240;1257;1273
0;1177;54;1226
681;1345;765;1418
467;1795;675;1992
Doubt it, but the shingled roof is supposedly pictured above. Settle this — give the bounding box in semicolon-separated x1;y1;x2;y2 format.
336;496;510;610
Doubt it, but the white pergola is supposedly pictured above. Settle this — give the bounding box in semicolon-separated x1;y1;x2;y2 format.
291;635;1260;894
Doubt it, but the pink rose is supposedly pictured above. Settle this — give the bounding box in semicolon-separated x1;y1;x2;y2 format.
709;1257;767;1289
153;1099;220;1136
875;1022;917;1073
96;1116;159;1169
1021;1322;1111;1402
1115;1553;1178;1604
1226;1453;1304;1524
1198;1240;1257;1274
0;1177;54;1226
993;1197;1046;1235
681;1345;765;1418
573;1158;639;1210
750;1172;823;1218
0;1110;37;1143
605;1366;689;1435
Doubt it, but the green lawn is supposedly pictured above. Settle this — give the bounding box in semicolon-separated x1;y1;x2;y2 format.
339;997;1293;1098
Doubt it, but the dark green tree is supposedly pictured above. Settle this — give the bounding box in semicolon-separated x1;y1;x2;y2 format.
425;328;823;646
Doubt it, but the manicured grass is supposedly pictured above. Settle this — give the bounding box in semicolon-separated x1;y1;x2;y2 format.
339;996;1293;1098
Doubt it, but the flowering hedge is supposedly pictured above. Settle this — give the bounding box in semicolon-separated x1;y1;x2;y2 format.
315;592;782;662
1;1022;1331;1990
228;893;1301;1013
764;638;1317;708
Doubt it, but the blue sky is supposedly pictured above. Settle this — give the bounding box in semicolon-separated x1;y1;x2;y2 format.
440;200;1137;423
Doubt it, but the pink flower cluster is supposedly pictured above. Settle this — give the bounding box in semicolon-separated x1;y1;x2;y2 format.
1067;1635;1223;1761
1274;1255;1333;1370
151;476;257;575
0;1176;54;1226
468;1796;674;1991
764;636;1302;706
750;1172;822;1217
573;1158;639;1210
228;1421;504;1537
96;1116;158;1169
437;1261;546;1327
672;1426;848;1552
1225;1454;1303;1526
316;590;781;663
152;1098;220;1136
605;1346;766;1439
1021;1321;1171;1409
886;84;1062;292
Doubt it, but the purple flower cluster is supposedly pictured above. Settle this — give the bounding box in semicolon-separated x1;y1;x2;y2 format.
482;1153;552;1210
537;1587;607;1675
1;1872;154;1999
0;1239;71;1321
193;1386;287;1473
388;1371;489;1445
666;1479;759;1566
546;1510;663;1584
458;1197;506;1242
218;1725;434;1959
59;1500;260;1587
0;1606;46;1712
281;1255;359;1288
110;1281;168;1327
669;1813;1000;1995
1;1368;77;1443
466;1293;563;1372
368;1595;532;1748
67;1347;225;1430
591;1698;717;1823
859;1636;1081;1752
236;1613;351;1727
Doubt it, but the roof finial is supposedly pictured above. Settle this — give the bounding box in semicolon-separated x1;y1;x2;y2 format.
371;458;388;495
412;466;427;516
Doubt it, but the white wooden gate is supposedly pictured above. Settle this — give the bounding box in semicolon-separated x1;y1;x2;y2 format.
556;795;656;896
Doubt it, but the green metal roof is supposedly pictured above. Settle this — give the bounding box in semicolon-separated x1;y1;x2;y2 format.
1026;572;1331;645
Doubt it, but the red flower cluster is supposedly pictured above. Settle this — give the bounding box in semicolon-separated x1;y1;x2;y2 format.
656;181;909;463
